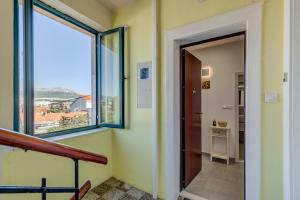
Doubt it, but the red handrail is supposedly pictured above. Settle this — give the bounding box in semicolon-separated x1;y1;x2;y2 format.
0;128;107;165
70;180;91;200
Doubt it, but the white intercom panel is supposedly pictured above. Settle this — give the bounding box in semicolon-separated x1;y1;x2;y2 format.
137;61;152;108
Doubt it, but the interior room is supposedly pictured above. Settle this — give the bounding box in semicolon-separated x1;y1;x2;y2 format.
181;35;245;200
0;0;295;200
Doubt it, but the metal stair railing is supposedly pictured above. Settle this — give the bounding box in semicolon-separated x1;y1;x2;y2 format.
0;128;107;200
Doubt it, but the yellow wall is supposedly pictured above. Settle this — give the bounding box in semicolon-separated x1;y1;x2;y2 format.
0;0;14;130
0;1;114;200
112;0;154;193
58;0;113;29
113;0;284;199
0;0;284;199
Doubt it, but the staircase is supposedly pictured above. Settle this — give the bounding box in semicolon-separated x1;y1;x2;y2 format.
0;128;107;200
82;177;158;200
0;129;159;200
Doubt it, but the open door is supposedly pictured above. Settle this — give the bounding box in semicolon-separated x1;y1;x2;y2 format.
181;50;202;188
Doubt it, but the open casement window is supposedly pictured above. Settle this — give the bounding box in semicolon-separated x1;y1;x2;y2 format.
15;0;125;137
98;27;125;128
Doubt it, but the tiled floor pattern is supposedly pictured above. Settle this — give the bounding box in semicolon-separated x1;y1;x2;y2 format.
82;177;160;200
185;154;244;200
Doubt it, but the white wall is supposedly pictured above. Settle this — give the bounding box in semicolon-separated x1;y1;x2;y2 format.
189;40;244;157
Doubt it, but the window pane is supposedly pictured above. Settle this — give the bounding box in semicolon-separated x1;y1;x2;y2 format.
100;32;121;125
33;7;96;135
18;0;24;133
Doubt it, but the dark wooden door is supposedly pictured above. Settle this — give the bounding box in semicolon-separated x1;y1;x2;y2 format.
181;50;202;188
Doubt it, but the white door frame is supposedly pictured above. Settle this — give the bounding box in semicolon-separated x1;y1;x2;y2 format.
283;0;291;199
286;0;300;199
165;3;262;200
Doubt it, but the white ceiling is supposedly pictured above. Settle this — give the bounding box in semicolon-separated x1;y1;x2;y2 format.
97;0;136;11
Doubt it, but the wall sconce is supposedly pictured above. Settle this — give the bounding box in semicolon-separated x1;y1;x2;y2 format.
201;66;212;79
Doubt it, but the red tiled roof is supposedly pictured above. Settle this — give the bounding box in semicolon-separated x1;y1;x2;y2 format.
34;112;87;123
83;96;91;101
35;107;49;113
82;95;92;102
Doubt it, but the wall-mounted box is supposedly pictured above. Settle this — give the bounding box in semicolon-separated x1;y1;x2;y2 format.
137;61;152;108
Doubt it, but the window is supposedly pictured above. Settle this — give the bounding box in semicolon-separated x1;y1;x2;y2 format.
100;30;124;127
33;6;96;135
15;0;125;137
15;0;25;133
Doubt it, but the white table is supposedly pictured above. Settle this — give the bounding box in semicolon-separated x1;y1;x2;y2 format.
210;126;231;165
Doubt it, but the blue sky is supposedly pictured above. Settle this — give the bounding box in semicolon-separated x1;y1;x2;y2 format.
19;6;119;96
33;10;93;95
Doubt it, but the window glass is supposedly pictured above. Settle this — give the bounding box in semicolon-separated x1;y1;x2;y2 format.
18;0;24;133
100;32;122;125
17;1;125;136
33;7;96;135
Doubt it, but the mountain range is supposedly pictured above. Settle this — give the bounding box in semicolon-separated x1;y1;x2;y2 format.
35;87;80;100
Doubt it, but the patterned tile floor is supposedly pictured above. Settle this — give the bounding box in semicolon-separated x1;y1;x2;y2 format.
82;177;161;200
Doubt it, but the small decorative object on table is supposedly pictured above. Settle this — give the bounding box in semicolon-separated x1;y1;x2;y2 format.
217;121;227;127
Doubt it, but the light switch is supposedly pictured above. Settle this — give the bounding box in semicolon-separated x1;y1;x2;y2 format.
264;93;279;103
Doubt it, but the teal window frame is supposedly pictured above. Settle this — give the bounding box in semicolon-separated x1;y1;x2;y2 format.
98;27;125;129
14;0;125;138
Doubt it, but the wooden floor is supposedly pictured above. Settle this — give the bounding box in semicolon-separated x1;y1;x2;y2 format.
185;154;244;200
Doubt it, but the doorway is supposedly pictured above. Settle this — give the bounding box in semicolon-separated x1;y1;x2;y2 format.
165;4;262;200
180;33;245;200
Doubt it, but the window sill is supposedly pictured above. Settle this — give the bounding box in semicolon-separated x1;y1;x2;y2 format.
45;127;110;142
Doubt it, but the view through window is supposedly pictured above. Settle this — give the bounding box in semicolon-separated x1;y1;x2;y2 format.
100;32;121;125
17;1;124;136
32;7;96;135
